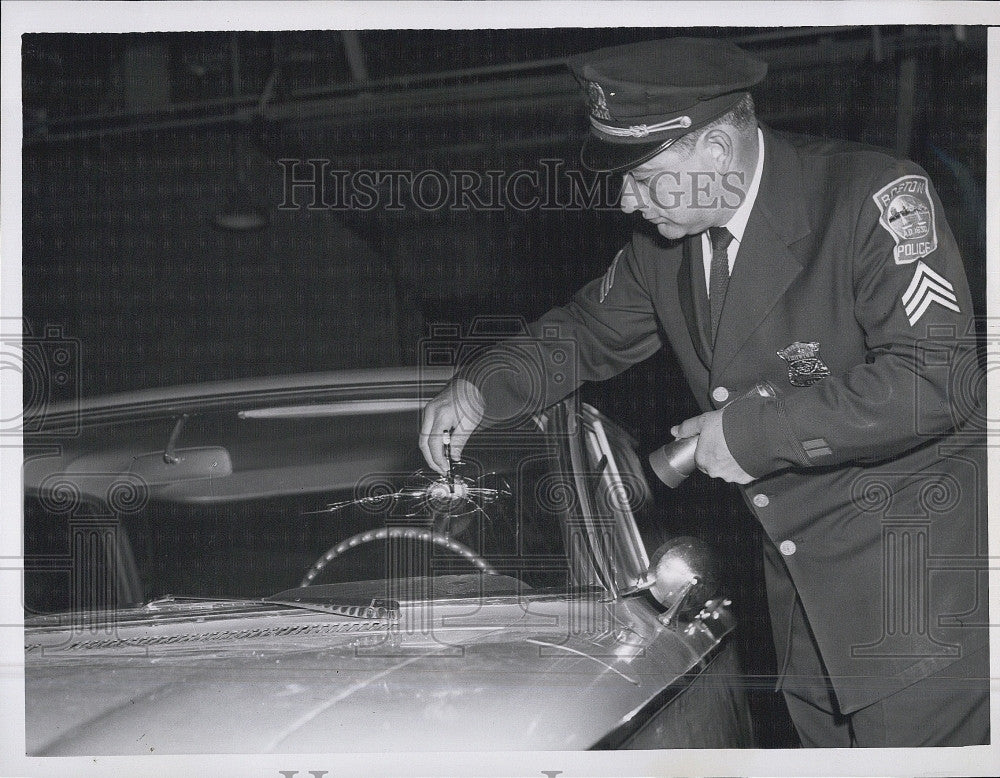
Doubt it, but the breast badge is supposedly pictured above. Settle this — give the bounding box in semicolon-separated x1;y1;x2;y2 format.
872;174;938;264
777;342;831;387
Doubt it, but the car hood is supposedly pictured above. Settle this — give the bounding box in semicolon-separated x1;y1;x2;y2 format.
25;583;733;754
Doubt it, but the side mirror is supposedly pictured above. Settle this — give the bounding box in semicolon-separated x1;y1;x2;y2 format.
646;536;720;628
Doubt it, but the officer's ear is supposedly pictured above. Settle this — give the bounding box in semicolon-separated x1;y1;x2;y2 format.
700;127;736;172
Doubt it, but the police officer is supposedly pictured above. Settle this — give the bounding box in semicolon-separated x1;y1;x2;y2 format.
419;37;988;747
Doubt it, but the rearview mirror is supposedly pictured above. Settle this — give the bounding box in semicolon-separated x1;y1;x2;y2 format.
129;446;232;484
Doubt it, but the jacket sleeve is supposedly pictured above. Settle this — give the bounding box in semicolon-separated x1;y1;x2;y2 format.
458;239;663;426
723;161;982;477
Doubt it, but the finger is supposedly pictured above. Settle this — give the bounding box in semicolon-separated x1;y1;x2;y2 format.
672;414;707;439
449;414;479;462
694;438;718;479
446;380;484;462
692;437;708;474
419;404;449;474
418;402;436;467
672;419;694;438
418;431;443;474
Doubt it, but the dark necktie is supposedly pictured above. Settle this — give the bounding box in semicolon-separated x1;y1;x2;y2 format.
708;225;735;343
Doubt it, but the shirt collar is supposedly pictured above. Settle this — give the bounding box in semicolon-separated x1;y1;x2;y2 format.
721;127;765;244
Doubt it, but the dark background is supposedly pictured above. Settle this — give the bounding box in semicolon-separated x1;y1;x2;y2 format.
21;26;988;748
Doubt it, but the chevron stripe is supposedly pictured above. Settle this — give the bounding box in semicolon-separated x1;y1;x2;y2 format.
902;260;953;304
901;261;960;325
904;275;958;315
906;290;960;325
599;249;623;303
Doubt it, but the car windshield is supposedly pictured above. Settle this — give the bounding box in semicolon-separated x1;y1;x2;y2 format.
24;402;579;616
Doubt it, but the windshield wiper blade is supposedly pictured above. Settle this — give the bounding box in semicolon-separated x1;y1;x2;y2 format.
263;593;399;620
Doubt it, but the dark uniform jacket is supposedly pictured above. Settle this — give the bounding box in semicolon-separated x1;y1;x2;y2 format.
469;126;988;714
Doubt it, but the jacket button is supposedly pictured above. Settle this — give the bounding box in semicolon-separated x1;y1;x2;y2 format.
752;494;769;508
712;386;730;403
779;540;797;556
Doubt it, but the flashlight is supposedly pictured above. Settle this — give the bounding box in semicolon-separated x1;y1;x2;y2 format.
649;383;776;488
648;435;699;488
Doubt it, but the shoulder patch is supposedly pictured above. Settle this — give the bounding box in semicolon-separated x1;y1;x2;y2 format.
872;174;937;264
599;249;623;303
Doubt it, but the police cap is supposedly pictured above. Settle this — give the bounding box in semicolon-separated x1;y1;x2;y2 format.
568;37;767;173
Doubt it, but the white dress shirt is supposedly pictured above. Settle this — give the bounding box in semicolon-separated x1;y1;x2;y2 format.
701;127;766;292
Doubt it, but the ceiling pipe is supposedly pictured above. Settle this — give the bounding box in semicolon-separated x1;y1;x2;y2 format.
25;27;967;146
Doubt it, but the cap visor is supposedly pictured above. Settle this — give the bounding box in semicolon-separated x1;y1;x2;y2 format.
580;133;675;173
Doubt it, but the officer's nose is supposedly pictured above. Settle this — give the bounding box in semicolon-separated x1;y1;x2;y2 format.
619;174;641;214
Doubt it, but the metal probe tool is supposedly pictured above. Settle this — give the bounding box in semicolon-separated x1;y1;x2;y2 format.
443;429;455;493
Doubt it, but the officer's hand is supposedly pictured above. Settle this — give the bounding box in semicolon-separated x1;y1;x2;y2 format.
419;378;486;475
671;410;754;484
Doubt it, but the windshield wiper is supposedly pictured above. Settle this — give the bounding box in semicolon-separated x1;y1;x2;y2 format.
263;592;399;621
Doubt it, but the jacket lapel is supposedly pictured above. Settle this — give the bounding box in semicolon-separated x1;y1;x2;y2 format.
711;127;812;379
677;235;713;368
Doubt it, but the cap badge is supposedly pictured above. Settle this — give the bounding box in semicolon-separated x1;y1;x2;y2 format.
872;175;938;264
586;81;612;120
777;342;831;387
